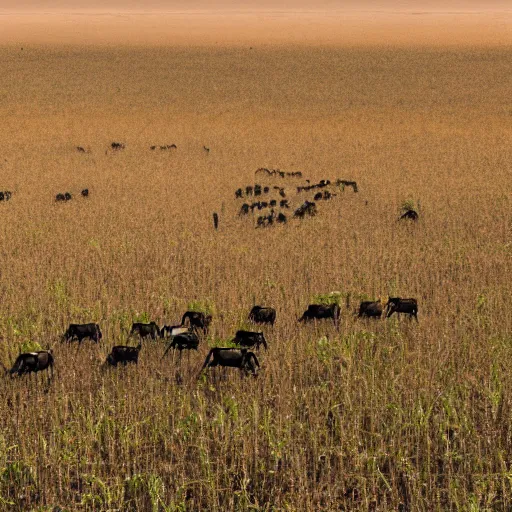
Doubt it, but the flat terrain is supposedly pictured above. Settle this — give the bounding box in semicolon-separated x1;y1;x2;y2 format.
0;7;511;510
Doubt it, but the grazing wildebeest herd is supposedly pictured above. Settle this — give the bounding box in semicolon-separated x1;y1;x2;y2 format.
1;145;421;385
3;296;418;383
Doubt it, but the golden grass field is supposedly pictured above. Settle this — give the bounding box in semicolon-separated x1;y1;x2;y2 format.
0;7;511;510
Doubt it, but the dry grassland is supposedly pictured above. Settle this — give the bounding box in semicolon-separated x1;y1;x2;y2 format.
0;37;511;510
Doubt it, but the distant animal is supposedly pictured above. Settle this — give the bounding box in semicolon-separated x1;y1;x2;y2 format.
159;144;177;150
276;213;287;223
249;306;276;325
81;189;89;197
106;343;141;366
0;191;12;201
213;212;219;230
150;145;157;150
269;199;277;207
130;322;161;339
111;142;125;150
294;201;317;218
246;186;254;196
299;303;340;325
239;203;250;215
279;188;286;198
181;311;212;334
76;146;86;153
63;323;102;344
263;186;270;194
199;348;260;377
399;209;419;221
5;350;54;379
385;297;418;321
235;188;243;199
163;331;200;356
56;192;72;202
280;199;289;208
233;330;268;350
358;301;383;318
337;180;358;192
203;146;210;153
254;185;262;196
315;190;334;201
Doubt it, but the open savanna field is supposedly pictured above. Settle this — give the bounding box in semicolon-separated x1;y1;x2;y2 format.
1;30;512;510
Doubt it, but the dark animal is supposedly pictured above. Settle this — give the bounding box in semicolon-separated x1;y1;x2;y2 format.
233;330;268;350
315;190;334;201
159;144;177;150
358;301;383;318
299;303;340;325
235;188;243;199
249;306;276;325
76;146;86;153
269;199;277;207
294;201;317;218
6;350;54;379
399;209;419;221
163;331;200;355
203;146;210;153
56;192;72;202
111;142;125;150
181;311;212;334
150;145;157;150
263;186;270;194
63;323;102;344
213;212;219;230
279;188;286;198
106;343;142;366
81;189;89;197
0;191;12;201
276;213;287;224
385;298;419;321
199;348;260;377
280;199;289;208
254;185;262;196
239;203;250;215
130;322;161;339
337;180;358;192
246;186;253;196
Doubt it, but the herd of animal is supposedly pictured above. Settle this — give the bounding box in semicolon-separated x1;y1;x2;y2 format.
2;298;418;382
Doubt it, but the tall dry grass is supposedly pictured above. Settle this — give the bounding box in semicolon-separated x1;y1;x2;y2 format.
0;44;511;510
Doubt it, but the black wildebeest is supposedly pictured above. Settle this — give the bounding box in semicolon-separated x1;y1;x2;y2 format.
233;330;268;350
199;348;260;377
299;303;340;325
294;201;317;218
213;212;219;230
235;188;243;199
337;180;358;192
76;146;86;153
163;331;200;356
249;305;276;326
239;203;250;215
203;146;210;153
106;343;141;366
130;322;161;339
0;191;12;201
4;350;54;379
111;142;125;150
56;192;72;202
276;213;287;224
280;199;289;208
63;323;102;344
254;184;262;196
385;297;419;321
399;209;419;221
81;189;89;197
358;301;383;319
181;311;212;334
246;186;254;196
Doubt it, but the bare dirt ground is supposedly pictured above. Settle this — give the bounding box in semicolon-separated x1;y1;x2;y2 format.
0;4;511;510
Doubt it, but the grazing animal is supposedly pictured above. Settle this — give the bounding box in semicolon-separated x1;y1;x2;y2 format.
235;188;243;199
6;350;54;379
159;144;176;150
280;199;289;208
263;186;270;194
254;185;262;196
239;203;250;215
56;192;72;202
111;142;125;150
81;189;89;197
337;180;358;192
76;146;86;153
163;331;200;356
150;145;157;150
294;201;317;218
276;212;287;224
385;297;419;321
233;330;268;350
269;199;277;207
63;323;102;344
249;306;276;325
213;212;219;230
130;322;161;339
106;343;141;366
399;209;419;221
199;348;260;377
246;186;254;196
299;304;340;325
0;191;12;201
203;146;210;153
358;301;383;319
181;311;212;334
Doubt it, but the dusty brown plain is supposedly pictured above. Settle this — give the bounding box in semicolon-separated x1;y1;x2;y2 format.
0;7;511;511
